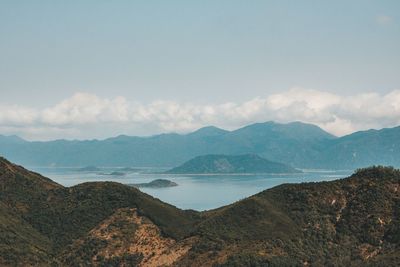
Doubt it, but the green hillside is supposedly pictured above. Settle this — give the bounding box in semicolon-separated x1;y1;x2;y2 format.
0;157;399;266
0;157;200;266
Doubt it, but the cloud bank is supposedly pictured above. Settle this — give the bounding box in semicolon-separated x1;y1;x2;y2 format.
1;88;400;140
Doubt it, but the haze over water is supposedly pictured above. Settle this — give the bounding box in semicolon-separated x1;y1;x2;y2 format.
34;167;352;211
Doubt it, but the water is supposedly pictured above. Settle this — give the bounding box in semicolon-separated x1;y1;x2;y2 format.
32;167;352;211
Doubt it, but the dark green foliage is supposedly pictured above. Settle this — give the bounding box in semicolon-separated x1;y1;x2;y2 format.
1;157;399;266
197;196;300;241
185;166;400;266
0;157;200;266
0;202;54;266
215;254;301;267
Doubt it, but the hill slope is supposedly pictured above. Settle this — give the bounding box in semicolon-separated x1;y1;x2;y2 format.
181;166;400;266
0;157;200;266
0;157;399;266
166;154;300;174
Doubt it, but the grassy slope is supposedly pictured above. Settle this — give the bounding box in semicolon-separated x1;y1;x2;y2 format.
178;166;400;266
0;202;54;266
0;157;200;266
0;156;399;266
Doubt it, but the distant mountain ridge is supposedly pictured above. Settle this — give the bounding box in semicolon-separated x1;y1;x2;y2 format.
1;121;400;169
166;154;300;174
1;157;399;266
315;126;400;169
0;134;26;144
187;126;229;137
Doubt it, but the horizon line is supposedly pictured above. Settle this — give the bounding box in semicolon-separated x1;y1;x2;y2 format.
2;120;395;143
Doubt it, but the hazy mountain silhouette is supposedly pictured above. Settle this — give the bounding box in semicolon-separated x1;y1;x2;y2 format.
1;121;400;169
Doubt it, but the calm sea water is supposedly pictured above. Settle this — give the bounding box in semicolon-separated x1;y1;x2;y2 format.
32;167;352;211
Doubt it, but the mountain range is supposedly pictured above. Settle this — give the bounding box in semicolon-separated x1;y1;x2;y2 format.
0;157;399;266
1;121;400;169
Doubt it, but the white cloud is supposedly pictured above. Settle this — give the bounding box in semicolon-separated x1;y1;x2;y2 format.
1;88;400;140
376;15;393;25
0;105;38;126
41;93;130;125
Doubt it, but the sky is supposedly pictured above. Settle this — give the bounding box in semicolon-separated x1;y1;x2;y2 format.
0;0;399;140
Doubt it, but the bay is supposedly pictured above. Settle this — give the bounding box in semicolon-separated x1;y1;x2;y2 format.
33;167;352;211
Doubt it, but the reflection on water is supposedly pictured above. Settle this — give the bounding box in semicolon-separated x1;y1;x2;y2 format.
33;167;352;211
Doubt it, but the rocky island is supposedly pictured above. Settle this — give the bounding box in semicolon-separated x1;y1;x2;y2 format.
129;179;178;188
166;154;300;174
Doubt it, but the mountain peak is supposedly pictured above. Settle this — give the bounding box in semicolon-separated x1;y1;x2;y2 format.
0;134;26;143
234;121;335;140
188;126;229;137
0;157;61;190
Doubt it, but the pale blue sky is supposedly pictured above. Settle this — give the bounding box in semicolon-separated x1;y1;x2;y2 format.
1;0;399;106
0;1;399;140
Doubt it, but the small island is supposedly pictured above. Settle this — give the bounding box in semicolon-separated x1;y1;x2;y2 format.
129;179;178;188
166;154;301;174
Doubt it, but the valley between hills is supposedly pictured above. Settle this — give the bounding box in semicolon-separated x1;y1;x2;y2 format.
0;156;399;266
2;1;399;266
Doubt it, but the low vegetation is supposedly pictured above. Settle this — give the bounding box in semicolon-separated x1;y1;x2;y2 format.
0;157;399;266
